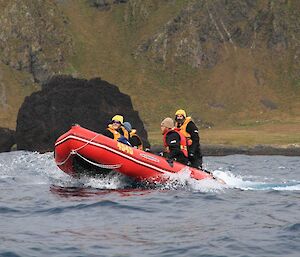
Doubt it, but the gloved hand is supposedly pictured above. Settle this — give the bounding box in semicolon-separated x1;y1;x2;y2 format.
145;148;151;152
189;152;195;161
159;152;164;157
166;158;174;167
198;162;203;169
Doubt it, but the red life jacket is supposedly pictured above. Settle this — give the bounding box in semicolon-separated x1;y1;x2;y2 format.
163;128;188;157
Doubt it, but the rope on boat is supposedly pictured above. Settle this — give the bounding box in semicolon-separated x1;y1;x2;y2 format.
56;134;121;169
55;151;74;166
75;152;122;169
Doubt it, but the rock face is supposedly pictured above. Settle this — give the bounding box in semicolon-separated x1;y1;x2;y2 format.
16;76;149;152
87;0;128;10
136;0;300;71
201;144;300;156
0;127;15;152
0;0;73;83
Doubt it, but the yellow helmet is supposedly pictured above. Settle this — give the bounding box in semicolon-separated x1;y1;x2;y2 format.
175;109;186;117
112;115;124;124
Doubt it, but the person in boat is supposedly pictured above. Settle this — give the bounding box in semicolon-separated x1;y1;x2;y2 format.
102;115;131;145
123;122;143;150
174;109;203;169
161;117;189;167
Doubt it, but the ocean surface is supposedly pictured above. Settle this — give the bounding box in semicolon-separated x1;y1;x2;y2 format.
0;151;299;257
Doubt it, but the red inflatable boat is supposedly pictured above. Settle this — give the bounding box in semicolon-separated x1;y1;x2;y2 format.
54;124;213;183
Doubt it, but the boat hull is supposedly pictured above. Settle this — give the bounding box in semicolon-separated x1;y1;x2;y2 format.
54;125;212;182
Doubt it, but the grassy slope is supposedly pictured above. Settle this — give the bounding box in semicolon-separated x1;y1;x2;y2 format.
0;63;38;128
59;0;300;146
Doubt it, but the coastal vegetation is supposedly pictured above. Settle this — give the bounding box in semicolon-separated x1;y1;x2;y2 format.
0;0;299;147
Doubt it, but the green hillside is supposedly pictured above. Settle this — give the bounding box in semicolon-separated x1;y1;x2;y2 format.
0;0;300;146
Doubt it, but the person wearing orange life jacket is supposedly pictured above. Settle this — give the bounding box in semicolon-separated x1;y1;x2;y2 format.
123;122;143;150
160;117;188;167
102;115;130;145
174;109;203;169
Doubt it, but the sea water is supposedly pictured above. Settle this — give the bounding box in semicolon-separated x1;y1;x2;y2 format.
0;151;299;257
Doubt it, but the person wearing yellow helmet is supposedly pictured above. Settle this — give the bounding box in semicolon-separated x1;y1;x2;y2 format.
102;115;130;144
174;109;203;169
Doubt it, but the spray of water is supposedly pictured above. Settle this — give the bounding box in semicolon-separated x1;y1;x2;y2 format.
1;151;299;192
212;169;300;191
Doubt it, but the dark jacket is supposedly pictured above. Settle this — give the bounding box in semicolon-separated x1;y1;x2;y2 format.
129;134;143;149
185;121;201;154
178;119;203;169
164;130;188;165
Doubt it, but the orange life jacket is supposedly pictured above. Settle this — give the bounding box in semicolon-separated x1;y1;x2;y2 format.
107;124;129;141
163;128;188;157
130;129;143;150
176;117;192;146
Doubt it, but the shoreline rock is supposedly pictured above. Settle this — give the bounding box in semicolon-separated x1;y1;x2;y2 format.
16;75;150;152
151;144;300;156
0;128;15;152
202;144;300;156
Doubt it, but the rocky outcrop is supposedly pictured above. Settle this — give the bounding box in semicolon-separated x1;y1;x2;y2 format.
0;127;15;152
16;75;149;152
87;0;128;10
135;0;300;71
0;0;73;83
202;144;300;156
151;143;300;156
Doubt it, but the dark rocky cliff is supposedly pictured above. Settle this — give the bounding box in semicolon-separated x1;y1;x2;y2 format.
0;0;73;83
16;76;149;152
136;0;300;70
